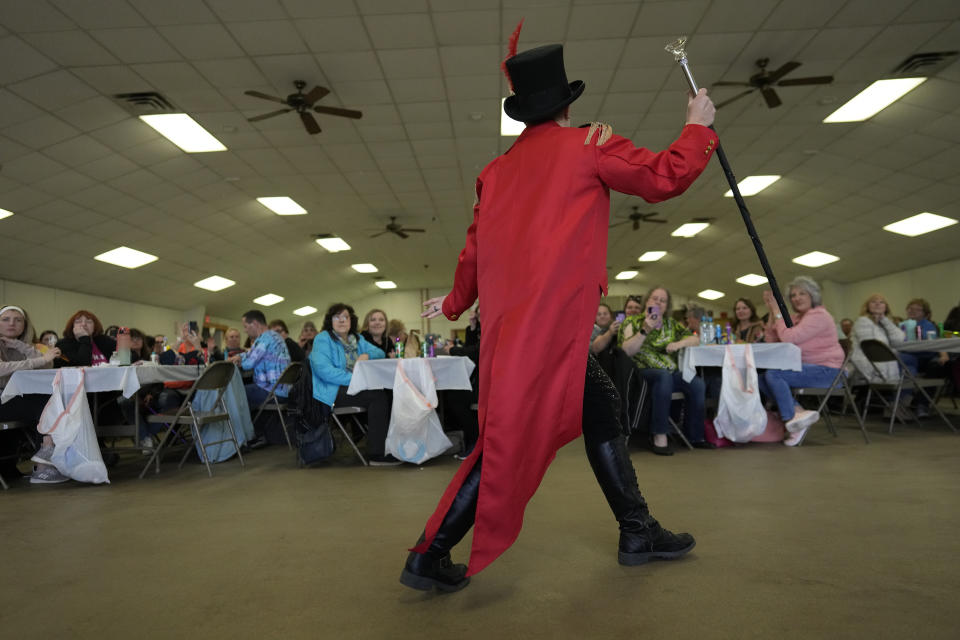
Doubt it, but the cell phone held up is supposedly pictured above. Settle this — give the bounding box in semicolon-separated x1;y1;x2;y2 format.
647;305;662;330
615;312;626;324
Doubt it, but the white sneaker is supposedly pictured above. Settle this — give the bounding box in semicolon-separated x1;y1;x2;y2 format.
783;409;819;446
30;445;54;465
30;465;69;484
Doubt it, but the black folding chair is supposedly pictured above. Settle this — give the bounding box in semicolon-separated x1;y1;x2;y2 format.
330;406;368;466
140;362;245;478
251;362;303;450
859;339;955;434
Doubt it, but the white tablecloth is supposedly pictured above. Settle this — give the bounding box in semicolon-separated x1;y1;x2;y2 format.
679;343;802;382
347;356;475;395
1;364;202;403
896;338;960;353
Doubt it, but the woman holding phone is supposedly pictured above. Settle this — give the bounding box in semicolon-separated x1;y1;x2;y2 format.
589;303;622;355
618;286;708;454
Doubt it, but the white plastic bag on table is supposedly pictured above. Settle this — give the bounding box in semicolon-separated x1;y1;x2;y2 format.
714;344;768;443
36;370;110;484
385;360;452;464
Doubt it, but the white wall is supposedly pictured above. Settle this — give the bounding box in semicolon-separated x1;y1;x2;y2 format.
0;278;188;338
822;257;960;323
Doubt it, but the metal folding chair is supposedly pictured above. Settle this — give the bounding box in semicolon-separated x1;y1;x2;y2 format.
330;405;368;466
140;362;245;478
623;368;693;450
859;339;956;435
251;362;302;450
0;420;27;490
792;349;870;445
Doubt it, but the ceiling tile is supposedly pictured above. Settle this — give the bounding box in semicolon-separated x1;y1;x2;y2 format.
315;50;383;82
50;0;147;29
439;45;499;76
3;114;80;149
158;24;246;59
206;0;288;22
195;59;270;89
43;135;114;166
21;30;118;66
227;20;308;56
90;27;182;64
280;0;358;18
828;0;913;27
433;10;499;46
389;76;446;103
502;6;569;42
2;152;67;183
127;0;218;25
358;0;428;15
0;37;58;85
631;0;708;36
698;0;780;33
378;48;442;80
55;96;130;132
567;3;640;39
71;65;152;95
296;16;373;52
365;13;436;49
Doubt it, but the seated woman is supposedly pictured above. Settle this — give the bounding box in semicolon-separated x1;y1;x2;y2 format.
36;330;58;353
590;303;622;356
54;310;115;367
0;306;61;483
732;298;765;343
361;308;396;358
309;303;396;466
849;294;907;383
618;286;709;454
268;319;306;362
128;328;151;363
299;321;318;355
760;276;844;445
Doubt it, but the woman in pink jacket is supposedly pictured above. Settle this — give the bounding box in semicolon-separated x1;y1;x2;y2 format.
760;276;844;446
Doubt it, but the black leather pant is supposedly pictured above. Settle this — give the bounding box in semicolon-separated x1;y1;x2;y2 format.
582;353;626;446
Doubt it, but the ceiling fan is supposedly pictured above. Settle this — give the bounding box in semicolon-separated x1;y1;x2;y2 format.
610;207;667;230
712;58;833;109
244;80;363;134
370;217;425;240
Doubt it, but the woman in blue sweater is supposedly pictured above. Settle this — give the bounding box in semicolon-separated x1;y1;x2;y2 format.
309;303;397;465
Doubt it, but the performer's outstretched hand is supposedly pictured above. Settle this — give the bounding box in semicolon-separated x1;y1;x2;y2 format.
686;88;715;128
422;295;447;319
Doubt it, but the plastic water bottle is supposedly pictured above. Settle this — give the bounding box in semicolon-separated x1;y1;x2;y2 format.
725;323;733;345
427;336;435;358
715;323;723;345
395;336;404;358
699;316;708;345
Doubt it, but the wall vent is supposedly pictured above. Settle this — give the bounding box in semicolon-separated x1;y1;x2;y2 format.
112;91;178;114
890;51;958;77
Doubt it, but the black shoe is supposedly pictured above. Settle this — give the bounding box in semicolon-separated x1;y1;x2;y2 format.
399;551;470;592
368;454;402;466
618;522;696;565
246;435;268;450
650;442;673;456
691;440;717;449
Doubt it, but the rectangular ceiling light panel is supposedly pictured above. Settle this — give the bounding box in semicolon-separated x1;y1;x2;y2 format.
823;78;926;123
94;246;158;269
698;289;725;300
253;293;284;306
500;98;525;136
194;275;235;291
671;222;709;237
375;280;397;289
792;251;839;267
637;251;666;262
257;197;307;215
139;114;226;152
883;212;957;237
351;263;378;273
293;306;317;316
736;273;768;286
615;270;638;280
724;175;781;197
0;208;13;220
316;237;351;252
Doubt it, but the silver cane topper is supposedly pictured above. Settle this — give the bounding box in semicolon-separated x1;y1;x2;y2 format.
664;37;700;94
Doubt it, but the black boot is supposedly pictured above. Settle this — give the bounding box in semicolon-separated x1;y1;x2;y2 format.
400;457;482;592
585;436;695;565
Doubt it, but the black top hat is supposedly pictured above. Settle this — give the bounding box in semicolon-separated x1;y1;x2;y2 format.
503;44;584;124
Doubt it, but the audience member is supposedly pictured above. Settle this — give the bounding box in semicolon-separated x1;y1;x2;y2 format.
944;301;960;332
849;294;906;383
360;309;396;358
229;311;292;435
733;298;765;343
683;304;704;335
623;295;643;317
899;298;950;416
590;303;621;355
299;321;318;353
0;305;61;482
839;318;854;339
618;286;709;454
269;319;306;362
37;330;58;353
760;277;844;445
54;310;115;367
309;303;395;465
128;328;151;362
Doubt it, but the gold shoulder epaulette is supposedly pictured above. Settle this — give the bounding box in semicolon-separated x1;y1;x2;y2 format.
583;122;613;146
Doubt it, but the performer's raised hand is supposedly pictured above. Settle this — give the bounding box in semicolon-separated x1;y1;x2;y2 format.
421;295;447;319
686;88;715;128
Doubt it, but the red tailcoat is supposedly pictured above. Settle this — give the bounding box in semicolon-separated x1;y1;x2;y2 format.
414;120;717;576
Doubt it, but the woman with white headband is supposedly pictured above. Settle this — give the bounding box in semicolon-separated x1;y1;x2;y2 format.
0;305;62;483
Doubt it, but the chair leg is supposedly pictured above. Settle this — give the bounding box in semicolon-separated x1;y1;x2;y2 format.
331;414;367;466
0;473;8;490
225;413;246;468
889;383;905;435
912;382;957;433
278;406;293;450
185;422;214;478
668;417;693;450
844;384;870;444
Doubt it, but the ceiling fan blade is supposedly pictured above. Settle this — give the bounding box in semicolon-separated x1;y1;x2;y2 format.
761;87;782;108
609;221;630;228
244;90;288;105
777;75;834;87
396;230;409;239
715;89;756;109
764;61;802;84
632;221;640;231
313;105;363;119
369;231;389;238
303;85;330;105
403;228;425;233
712;81;752;87
247;108;292;122
649;219;668;224
300;111;321;135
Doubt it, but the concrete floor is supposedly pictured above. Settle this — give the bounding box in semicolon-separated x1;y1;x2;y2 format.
2;414;959;640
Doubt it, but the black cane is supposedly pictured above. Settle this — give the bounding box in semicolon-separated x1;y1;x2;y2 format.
665;38;793;327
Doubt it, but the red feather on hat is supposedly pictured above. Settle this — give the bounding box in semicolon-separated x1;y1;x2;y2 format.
500;18;524;93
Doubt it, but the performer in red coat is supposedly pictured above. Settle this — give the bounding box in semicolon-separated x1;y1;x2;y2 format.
401;41;717;592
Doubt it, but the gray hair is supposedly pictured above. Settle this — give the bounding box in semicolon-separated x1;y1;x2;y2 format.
685;304;705;319
788;276;822;307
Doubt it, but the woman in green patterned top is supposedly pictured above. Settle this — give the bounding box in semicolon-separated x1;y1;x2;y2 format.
618;286;709;454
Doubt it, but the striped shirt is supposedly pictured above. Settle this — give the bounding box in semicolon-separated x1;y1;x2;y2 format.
240;329;291;396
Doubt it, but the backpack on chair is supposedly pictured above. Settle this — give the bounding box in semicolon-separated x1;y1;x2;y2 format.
289;359;336;466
